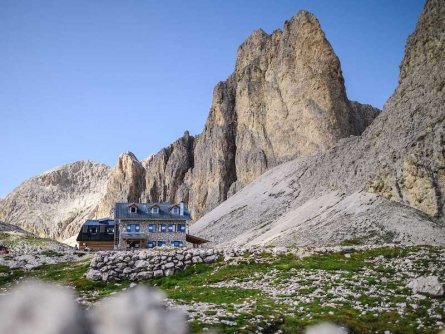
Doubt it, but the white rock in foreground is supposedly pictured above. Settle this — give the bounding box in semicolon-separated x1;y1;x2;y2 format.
305;322;348;334
0;280;188;334
90;285;187;334
407;276;444;297
0;280;88;334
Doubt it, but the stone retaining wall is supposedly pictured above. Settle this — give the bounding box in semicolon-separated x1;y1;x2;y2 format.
85;245;393;282
86;248;223;281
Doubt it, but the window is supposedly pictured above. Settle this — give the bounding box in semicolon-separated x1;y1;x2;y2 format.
147;241;155;248
100;225;105;233
90;227;98;234
151;207;159;214
107;227;114;234
148;224;156;233
171;207;179;214
160;224;166;232
172;241;183;247
82;225;88;233
178;224;186;233
126;224;140;232
130;206;137;213
157;241;166;247
168;224;175;232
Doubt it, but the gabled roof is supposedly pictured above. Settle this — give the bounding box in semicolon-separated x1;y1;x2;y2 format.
114;202;192;221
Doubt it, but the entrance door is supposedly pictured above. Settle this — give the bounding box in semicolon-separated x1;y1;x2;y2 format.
127;239;144;249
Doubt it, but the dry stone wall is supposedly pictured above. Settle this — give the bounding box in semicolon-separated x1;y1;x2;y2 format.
86;248;222;281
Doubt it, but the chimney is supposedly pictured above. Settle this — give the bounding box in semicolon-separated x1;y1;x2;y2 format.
179;201;185;216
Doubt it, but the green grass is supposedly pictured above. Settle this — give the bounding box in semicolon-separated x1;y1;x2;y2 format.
28;261;131;301
0;260;130;302
1;245;443;333
0;265;24;287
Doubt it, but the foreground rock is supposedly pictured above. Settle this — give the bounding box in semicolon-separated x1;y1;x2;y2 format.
305;323;348;334
0;281;89;334
191;0;445;247
0;281;186;334
91;286;187;334
407;276;444;297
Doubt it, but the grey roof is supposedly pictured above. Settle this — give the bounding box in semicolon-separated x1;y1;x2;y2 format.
114;202;191;221
83;218;115;226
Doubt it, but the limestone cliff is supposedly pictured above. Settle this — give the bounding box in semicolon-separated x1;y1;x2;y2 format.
141;132;195;206
93;10;379;221
191;0;445;246
188;12;379;218
0;161;110;240
95;152;146;219
0;10;380;240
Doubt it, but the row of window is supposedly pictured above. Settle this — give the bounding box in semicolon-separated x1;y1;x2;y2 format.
83;226;114;234
126;223;186;233
129;206;180;214
147;240;184;248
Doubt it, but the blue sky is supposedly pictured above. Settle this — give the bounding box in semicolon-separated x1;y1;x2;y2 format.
0;0;424;198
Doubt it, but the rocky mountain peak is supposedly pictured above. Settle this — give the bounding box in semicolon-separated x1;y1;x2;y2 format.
0;161;110;240
399;0;444;84
0;9;382;239
235;29;269;72
191;0;445;247
95;152;145;218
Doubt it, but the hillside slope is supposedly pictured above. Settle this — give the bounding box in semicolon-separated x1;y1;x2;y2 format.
0;161;110;240
191;0;445;246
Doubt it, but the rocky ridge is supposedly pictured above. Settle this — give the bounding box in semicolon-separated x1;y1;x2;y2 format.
190;0;445;246
95;10;379;220
0;161;110;240
0;9;380;239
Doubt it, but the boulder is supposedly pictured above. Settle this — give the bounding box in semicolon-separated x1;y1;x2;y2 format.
153;270;164;277
164;269;175;277
90;285;187;334
192;256;202;264
135;260;149;269
86;269;102;281
204;255;217;263
136;271;153;280
164;262;175;269
407;276;444;297
123;267;133;274
0;280;89;334
305;322;348;334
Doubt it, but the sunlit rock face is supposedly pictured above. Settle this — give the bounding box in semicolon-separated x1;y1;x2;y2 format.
0;161;110;240
0;10;380;239
95;152;146;218
188;10;379;219
191;0;445;247
93;10;379;223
